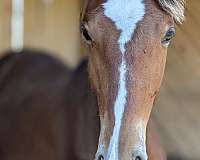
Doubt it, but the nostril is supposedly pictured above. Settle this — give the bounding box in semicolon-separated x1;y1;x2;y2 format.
132;151;148;160
98;155;104;160
135;156;142;160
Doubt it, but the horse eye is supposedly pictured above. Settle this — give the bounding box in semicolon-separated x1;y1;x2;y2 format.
80;24;93;43
161;27;176;47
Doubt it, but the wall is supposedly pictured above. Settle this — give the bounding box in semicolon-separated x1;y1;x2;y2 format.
0;0;83;67
0;0;11;53
24;0;82;67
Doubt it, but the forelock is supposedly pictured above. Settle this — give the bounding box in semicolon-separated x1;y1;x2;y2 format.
157;0;185;23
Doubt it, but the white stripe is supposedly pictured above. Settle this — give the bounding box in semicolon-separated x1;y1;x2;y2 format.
103;0;145;159
106;57;127;160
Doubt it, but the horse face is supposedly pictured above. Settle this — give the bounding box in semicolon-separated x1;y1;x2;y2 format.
81;0;182;159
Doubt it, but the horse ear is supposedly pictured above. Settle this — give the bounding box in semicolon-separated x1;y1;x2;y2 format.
80;0;104;23
80;0;89;23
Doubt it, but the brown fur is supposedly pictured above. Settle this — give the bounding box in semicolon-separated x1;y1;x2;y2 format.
147;120;167;160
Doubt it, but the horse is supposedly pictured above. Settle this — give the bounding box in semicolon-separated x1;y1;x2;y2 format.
0;50;165;160
80;0;185;160
0;0;185;159
0;50;71;160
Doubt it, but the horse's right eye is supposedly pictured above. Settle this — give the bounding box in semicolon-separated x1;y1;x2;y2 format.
80;24;93;43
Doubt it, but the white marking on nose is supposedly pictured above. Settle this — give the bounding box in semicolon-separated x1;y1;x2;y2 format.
135;121;147;151
133;121;148;159
101;0;145;159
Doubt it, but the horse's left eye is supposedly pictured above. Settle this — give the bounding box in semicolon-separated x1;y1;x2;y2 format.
161;27;176;47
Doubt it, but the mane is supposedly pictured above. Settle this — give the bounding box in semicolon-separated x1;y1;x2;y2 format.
157;0;185;23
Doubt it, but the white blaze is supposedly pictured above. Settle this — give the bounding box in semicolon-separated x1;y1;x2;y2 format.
102;0;145;159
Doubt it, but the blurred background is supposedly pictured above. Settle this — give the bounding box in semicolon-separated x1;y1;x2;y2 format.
0;0;200;159
0;0;83;67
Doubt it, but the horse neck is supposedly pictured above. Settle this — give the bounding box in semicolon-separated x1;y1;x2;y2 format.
65;59;97;108
65;59;100;159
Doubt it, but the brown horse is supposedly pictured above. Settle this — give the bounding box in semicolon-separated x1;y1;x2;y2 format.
0;50;71;160
0;50;164;160
0;0;185;160
80;0;185;160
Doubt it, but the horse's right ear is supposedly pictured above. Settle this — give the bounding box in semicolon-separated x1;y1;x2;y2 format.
80;0;104;23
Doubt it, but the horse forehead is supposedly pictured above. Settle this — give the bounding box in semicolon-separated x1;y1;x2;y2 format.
103;0;145;16
103;0;146;21
103;0;146;53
